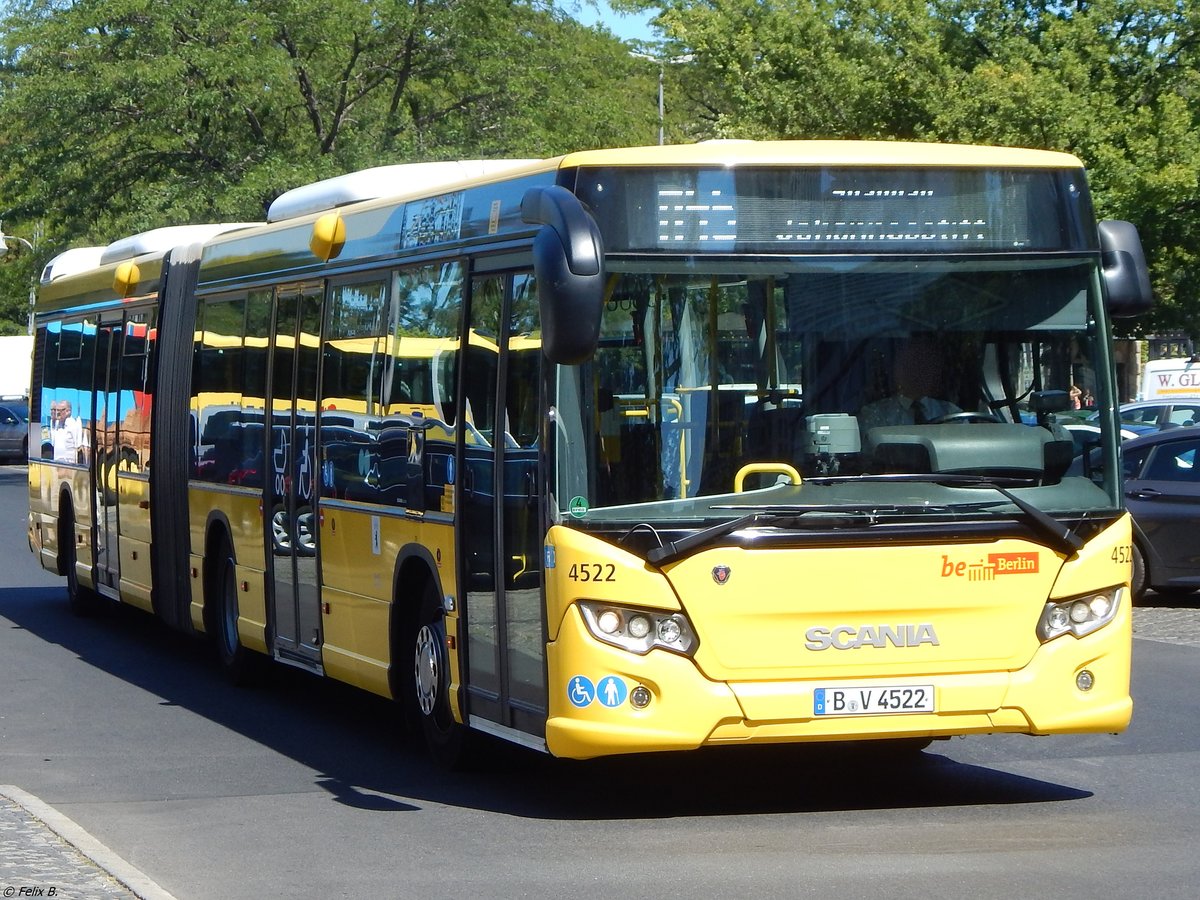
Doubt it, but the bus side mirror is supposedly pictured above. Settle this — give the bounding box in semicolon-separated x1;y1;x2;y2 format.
521;186;605;365
1099;220;1153;318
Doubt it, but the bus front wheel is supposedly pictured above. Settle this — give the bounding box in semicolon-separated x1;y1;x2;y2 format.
1131;543;1147;602
413;582;473;768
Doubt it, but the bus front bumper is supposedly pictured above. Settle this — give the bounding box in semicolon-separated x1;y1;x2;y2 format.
544;604;1132;760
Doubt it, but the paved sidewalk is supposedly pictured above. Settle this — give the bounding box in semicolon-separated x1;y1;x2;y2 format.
1132;604;1200;648
0;787;174;900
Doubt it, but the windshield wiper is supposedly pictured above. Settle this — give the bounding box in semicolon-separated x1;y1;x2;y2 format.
808;474;1084;557
644;507;888;567
645;513;758;567
643;475;1082;566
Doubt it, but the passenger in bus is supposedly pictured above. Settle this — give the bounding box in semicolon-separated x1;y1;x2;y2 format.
859;337;961;433
49;400;85;463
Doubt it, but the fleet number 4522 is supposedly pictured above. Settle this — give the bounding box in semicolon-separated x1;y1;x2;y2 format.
1112;545;1134;565
568;563;615;582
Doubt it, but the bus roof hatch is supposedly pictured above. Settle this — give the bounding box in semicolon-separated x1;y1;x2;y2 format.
100;223;261;266
265;160;539;223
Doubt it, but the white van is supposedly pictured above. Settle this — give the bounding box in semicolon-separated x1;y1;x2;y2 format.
1139;356;1200;400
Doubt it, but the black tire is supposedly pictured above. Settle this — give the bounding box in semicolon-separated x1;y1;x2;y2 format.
1148;584;1199;598
1131;543;1147;602
212;540;256;685
61;507;101;616
413;581;474;768
270;504;292;555
295;506;316;556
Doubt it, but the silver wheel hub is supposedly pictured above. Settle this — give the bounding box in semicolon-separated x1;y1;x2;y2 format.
272;511;291;550
414;625;440;716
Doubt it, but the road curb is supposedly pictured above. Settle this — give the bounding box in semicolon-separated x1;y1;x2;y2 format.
0;786;177;900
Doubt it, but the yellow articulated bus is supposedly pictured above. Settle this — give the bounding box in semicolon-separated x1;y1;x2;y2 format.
28;142;1153;765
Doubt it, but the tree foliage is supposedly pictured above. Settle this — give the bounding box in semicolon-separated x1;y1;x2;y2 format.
624;0;1200;337
3;1;1200;339
0;0;659;327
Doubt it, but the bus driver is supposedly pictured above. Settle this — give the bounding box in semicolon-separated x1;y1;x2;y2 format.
859;337;961;434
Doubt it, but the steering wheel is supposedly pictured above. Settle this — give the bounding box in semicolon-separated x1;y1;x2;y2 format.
930;412;1003;425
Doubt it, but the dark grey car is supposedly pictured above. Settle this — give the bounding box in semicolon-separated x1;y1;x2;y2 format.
1124;428;1200;600
0;399;28;462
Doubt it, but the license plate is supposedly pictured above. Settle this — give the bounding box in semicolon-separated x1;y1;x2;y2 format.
813;684;935;717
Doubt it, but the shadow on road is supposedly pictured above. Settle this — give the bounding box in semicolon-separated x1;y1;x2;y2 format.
0;463;30;485
1136;589;1200;610
0;581;1092;820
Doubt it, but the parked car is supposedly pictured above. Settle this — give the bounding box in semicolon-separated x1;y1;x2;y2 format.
0;398;28;462
1089;399;1200;434
1060;422;1138;458
1121;428;1200;600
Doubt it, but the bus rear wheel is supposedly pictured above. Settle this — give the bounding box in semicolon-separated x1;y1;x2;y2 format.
61;507;100;616
413;582;473;768
213;542;255;685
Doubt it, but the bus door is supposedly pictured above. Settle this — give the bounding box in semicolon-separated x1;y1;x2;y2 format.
90;312;125;595
462;271;546;740
265;285;324;669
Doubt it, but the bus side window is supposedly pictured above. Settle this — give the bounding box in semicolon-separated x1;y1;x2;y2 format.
321;280;388;502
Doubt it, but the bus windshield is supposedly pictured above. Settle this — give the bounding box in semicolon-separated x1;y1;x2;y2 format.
552;253;1118;531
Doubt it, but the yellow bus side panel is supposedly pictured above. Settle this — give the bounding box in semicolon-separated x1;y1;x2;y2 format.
117;474;152;544
188;554;204;632
28;461;92;582
234;563;269;654
118;535;153;613
114;474;154;611
319;508;457;703
321;586;392;697
187;553;269;654
28;462;56;574
1050;513;1133;598
187;486;267;632
320;508;402;600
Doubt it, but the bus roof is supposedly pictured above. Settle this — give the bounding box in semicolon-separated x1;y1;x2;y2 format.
36;139;1090;313
555;140;1085;170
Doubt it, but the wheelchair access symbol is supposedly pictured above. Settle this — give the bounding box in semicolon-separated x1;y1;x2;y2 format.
568;675;595;708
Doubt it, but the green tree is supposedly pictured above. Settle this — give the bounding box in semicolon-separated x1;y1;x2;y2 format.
932;1;1200;337
628;0;1200;337
0;0;658;330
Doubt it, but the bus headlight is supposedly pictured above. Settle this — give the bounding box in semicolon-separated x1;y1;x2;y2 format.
1037;588;1122;642
578;601;698;656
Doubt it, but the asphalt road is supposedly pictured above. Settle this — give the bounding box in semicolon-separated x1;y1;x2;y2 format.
1;465;1198;899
